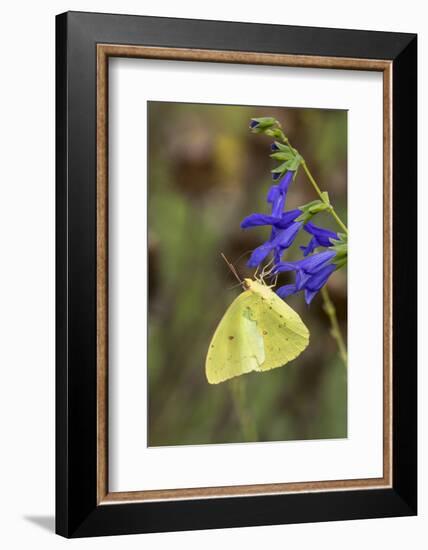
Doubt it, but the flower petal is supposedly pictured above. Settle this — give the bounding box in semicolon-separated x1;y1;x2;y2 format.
300;237;317;257
267;185;278;203
304;223;338;247
295;269;312;290
304;288;318;304
241;209;301;230
277;209;302;228
271;221;302;249
266;185;285;217
306;263;336;291
273;247;282;265
278;171;293;193
276;284;297;299
241;213;280;228
247;241;274;267
299;250;336;274
273;261;298;273
303;264;336;305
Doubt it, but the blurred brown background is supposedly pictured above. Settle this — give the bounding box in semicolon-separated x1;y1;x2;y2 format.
147;101;347;446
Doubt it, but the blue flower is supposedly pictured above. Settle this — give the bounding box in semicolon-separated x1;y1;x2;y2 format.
241;209;301;230
241;171;300;268
266;170;294;214
243;122;347;306
300;223;338;256
247;220;303;268
275;249;337;304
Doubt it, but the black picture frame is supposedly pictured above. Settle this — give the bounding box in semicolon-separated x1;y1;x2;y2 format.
56;10;417;538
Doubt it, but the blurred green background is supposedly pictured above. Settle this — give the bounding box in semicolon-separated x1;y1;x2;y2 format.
147;102;347;446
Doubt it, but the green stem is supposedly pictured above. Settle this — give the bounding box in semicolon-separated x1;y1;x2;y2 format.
320;286;347;368
301;161;348;234
229;378;258;441
284;138;348;235
275;124;348;368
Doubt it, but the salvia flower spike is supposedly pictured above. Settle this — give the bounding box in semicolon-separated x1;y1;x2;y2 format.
242;116;347;304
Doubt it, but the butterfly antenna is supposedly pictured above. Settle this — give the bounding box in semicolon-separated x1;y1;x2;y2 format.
227;281;245;291
221;253;243;286
233;249;253;265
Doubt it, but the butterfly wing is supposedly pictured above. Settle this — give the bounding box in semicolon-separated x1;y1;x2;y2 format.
246;282;309;372
206;291;266;384
205;283;309;384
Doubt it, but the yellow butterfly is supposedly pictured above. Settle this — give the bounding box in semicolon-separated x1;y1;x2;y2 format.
206;270;310;384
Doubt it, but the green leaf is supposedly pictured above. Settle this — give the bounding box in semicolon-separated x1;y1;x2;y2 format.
270;151;294;161
295;211;312;224
331;243;347;256
272;141;291;153
287;153;303;171
299;199;319;211
250;117;277;128
250;117;279;134
304;199;330;214
320;191;330;205
271;161;289;176
296;198;331;223
265;128;286;140
331;232;347;245
333;256;348;269
331;236;348;268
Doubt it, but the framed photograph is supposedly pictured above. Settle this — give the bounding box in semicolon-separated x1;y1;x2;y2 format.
56;11;417;537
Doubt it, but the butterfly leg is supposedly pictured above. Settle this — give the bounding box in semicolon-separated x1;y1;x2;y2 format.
259;257;276;285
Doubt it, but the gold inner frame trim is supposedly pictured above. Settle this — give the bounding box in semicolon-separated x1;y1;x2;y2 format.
96;44;393;505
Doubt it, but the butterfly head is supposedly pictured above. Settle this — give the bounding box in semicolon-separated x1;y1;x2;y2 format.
244;278;267;292
243;278;253;290
245;277;277;296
